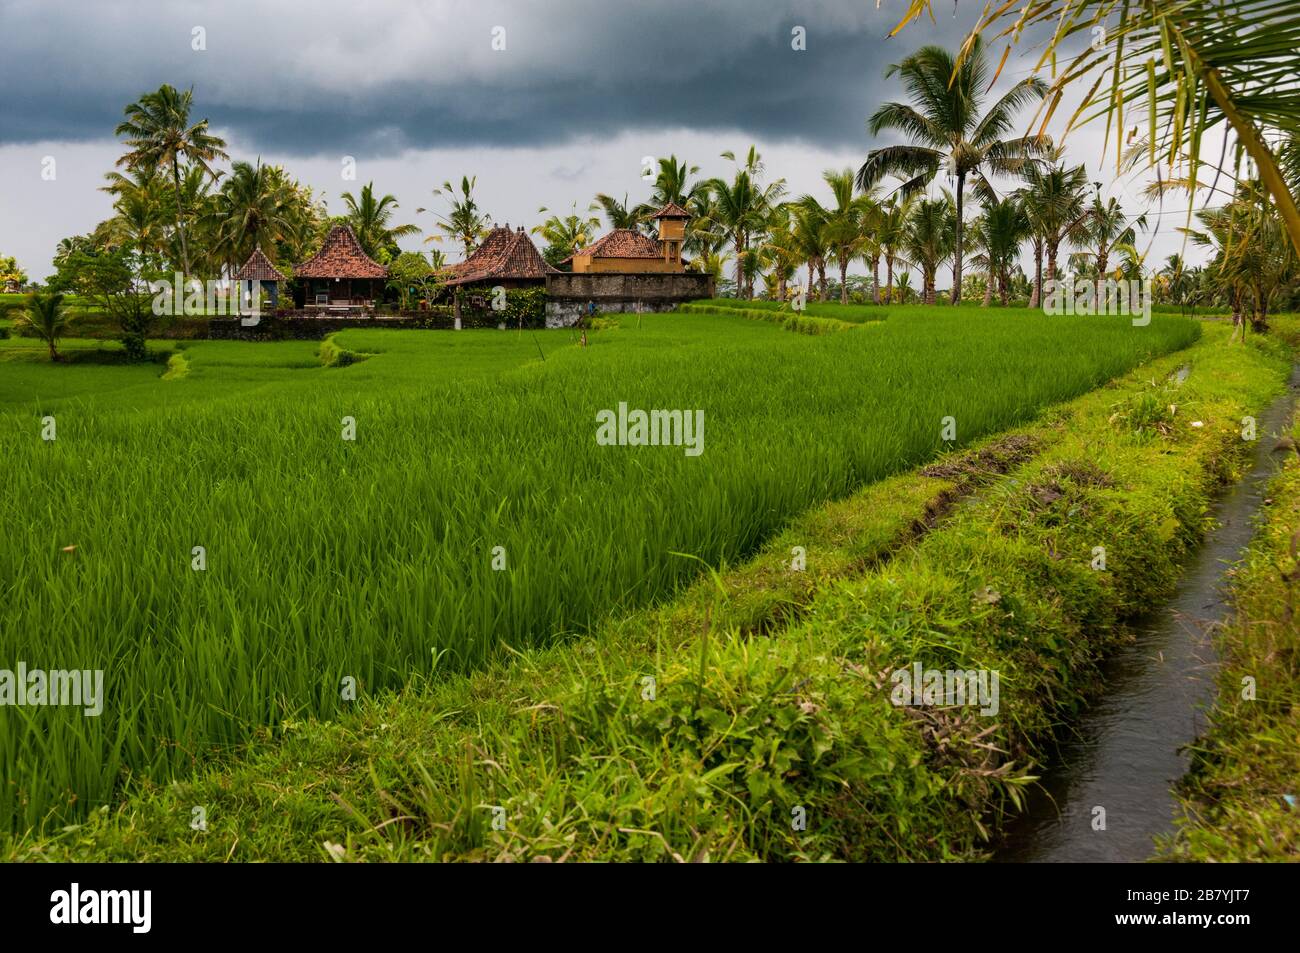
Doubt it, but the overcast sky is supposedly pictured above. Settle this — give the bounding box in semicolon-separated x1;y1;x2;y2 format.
0;0;1212;281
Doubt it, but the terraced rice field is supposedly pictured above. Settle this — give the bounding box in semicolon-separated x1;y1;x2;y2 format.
0;306;1198;830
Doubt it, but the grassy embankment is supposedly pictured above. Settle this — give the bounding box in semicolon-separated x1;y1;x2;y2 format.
678;298;877;334
3;319;1290;861
1157;317;1300;861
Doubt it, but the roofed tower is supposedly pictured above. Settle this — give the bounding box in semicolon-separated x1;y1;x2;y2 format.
652;203;690;267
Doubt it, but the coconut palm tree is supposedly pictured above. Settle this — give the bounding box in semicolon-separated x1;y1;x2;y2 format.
707;148;787;299
421;176;492;257
275;179;329;267
340;182;419;261
889;0;1300;256
804;169;878;305
792;200;830;301
878;196;914;305
211;160;293;267
856;36;1048;304
114;84;229;278
1075;197;1147;279
101;168;170;271
532;204;601;267
1188;181;1298;333
971;197;1031;306
894;271;916;304
687;249;730;280
15;291;72;361
1019;162;1092;306
758;205;804;304
904;196;956;305
636;155;708;224
593;192;640;230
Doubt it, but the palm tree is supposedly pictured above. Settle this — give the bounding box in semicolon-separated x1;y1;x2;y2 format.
688;249;730;280
1019;162;1091;306
1076;197;1147;280
421;176;491;257
971;197;1031;306
114;84;229;278
212;160;292;267
341;182;419;261
856;36;1047;304
275;178;329;266
532;204;601;267
1188;181;1298;333
904;196;955;305
634;155;708;228
878;196;914;305
894;271;916;304
889;0;1300;256
101;168;170;271
15;291;72;361
593;193;640;230
803;169;877;305
707;148;787;299
758;205;804;304
792;200;830;301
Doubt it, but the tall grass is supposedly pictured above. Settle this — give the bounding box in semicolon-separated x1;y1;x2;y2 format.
0;308;1198;830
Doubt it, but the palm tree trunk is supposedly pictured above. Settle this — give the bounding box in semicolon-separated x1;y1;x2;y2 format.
1030;240;1043;309
840;258;849;305
885;256;894;305
1046;241;1059;289
817;263;827;301
983;262;994;307
48;338;59;362
1097;247;1109;280
950;171;965;305
172;156;191;278
871;255;881;305
733;232;744;298
1000;267;1010;306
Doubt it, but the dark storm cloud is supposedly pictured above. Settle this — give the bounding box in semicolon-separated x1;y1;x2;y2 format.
0;0;973;155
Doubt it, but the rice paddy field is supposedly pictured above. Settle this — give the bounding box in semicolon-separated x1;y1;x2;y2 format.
0;306;1200;832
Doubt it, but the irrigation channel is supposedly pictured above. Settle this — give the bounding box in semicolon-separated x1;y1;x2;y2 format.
997;363;1300;862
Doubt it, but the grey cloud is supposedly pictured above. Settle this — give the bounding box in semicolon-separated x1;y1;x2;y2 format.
0;0;972;156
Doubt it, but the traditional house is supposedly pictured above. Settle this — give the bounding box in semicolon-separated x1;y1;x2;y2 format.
443;224;557;329
566;203;690;273
232;245;287;308
292;225;388;308
445;224;558;288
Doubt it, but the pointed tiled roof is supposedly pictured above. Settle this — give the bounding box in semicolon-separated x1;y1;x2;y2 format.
232;245;287;282
653;202;691;219
445;225;558;286
294;225;388;279
566;228;666;262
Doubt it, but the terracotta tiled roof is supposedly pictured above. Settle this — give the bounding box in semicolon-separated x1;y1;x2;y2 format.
294;226;388;279
445;225;557;286
653;202;691;219
567;228;666;261
232;246;287;282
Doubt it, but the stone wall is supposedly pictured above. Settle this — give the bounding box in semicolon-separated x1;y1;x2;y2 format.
208;313;455;341
543;272;714;327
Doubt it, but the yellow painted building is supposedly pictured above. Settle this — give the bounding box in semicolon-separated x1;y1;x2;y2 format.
567;202;691;274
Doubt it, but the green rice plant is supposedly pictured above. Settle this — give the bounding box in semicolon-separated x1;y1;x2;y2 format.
0;307;1199;831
